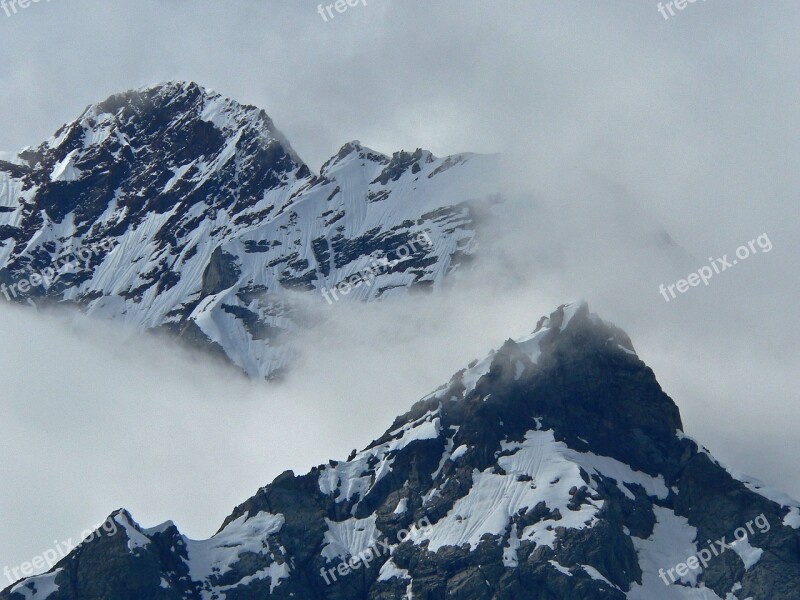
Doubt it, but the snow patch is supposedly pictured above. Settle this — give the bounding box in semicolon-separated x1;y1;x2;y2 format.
560;302;582;330
393;497;408;515
783;507;800;529
0;151;26;166
570;450;669;501
628;506;726;600
378;559;411;582
411;430;602;553
163;161;196;192
185;511;285;583
502;523;521;567
450;444;468;461
728;469;800;509
728;537;763;570
549;560;572;576
50;150;83;182
319;411;441;505
581;564;616;588
321;515;378;562
113;512;152;552
9;569;62;600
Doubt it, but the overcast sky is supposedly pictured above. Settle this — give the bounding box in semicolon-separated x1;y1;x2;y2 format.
0;0;798;580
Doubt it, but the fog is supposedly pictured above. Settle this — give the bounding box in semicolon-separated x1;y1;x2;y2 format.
0;0;798;579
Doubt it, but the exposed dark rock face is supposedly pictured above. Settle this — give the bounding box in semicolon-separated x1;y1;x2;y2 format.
4;303;798;599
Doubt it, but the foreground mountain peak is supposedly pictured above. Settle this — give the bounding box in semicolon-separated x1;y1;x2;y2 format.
4;304;798;599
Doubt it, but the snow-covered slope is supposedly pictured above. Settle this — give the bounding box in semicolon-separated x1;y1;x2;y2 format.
0;82;503;378
4;303;798;599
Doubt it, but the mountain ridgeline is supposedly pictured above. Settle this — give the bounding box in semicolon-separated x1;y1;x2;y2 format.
3;304;799;600
0;81;503;378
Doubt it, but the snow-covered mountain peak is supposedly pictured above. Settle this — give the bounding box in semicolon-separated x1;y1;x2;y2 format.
50;81;297;158
0;82;507;378
11;81;305;229
518;301;637;357
430;302;638;409
319;140;389;176
5;305;798;599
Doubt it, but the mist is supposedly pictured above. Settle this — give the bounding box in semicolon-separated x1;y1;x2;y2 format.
0;0;798;581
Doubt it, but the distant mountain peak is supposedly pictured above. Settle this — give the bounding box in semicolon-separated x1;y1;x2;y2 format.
0;82;504;378
320;140;389;175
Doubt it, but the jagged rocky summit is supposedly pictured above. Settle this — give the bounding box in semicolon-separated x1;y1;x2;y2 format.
4;303;799;599
0;81;502;378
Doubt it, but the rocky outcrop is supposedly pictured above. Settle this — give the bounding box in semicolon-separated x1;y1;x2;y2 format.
0;82;501;378
4;303;798;599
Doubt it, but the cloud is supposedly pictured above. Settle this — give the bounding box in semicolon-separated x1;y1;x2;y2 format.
0;0;798;580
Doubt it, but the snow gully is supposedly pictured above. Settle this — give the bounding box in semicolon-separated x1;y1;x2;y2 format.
319;515;433;585
657;513;770;586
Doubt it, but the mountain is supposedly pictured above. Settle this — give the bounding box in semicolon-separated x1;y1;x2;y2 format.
0;81;503;378
4;303;798;600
